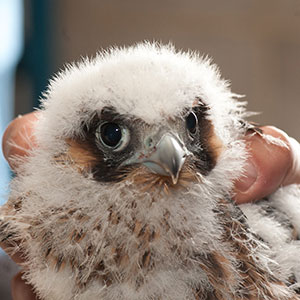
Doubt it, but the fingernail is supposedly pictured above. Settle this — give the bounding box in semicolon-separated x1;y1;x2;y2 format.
235;160;258;192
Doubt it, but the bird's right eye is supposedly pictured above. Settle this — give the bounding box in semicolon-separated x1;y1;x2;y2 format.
186;111;198;135
96;122;130;151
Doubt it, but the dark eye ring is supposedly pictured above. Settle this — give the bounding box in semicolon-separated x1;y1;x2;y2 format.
186;111;198;135
96;122;130;151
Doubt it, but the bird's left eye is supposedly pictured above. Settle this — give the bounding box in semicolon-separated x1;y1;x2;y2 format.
96;122;130;151
186;111;198;135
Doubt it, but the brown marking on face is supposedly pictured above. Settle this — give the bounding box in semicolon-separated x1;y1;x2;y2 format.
67;138;97;164
188;100;223;174
54;139;99;174
207;125;224;160
54;137;133;182
198;119;224;171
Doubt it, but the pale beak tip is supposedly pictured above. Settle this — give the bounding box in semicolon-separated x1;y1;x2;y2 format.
171;174;179;185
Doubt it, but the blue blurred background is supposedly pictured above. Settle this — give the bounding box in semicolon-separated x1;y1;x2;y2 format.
0;1;300;298
0;0;23;206
0;0;53;207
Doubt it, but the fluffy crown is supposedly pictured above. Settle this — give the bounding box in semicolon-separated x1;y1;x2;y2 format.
36;42;246;151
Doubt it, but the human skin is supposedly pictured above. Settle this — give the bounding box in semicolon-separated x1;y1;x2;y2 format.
2;112;300;299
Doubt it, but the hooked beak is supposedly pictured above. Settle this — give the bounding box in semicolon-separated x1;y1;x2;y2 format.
141;134;187;184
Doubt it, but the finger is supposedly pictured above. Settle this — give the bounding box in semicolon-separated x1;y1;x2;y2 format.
2;112;39;171
234;126;297;204
1;112;39;262
11;272;37;300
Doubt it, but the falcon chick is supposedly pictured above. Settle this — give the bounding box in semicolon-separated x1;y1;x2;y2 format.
1;43;300;300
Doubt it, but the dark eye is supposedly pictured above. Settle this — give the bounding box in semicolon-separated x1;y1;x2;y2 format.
186;111;198;135
96;122;130;150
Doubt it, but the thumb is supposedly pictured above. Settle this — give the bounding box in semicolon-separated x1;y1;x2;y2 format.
234;126;300;204
11;272;37;300
2;112;39;171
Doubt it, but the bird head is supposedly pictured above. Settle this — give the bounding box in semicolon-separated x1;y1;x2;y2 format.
36;43;247;197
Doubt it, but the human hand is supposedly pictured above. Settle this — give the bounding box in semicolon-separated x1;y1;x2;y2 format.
1;112;38;299
234;126;300;203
